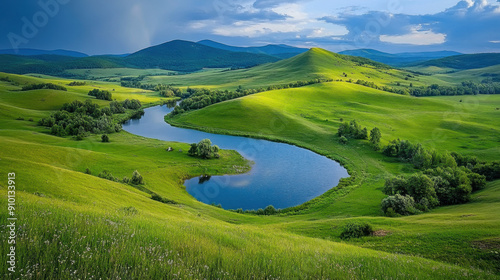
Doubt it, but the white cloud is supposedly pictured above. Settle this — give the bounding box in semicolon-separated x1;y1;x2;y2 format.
380;25;446;45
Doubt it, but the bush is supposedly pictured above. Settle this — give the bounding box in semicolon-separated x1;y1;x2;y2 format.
263;205;277;215
101;134;109;142
98;170;117;181
339;136;348;145
381;194;418;216
340;222;373;239
151;193;177;204
131;170;143;185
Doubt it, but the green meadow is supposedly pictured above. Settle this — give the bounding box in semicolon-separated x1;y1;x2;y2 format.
1;48;500;279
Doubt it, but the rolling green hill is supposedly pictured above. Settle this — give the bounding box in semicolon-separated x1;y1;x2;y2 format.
124;40;279;72
3;73;499;279
144;48;447;89
1;43;500;280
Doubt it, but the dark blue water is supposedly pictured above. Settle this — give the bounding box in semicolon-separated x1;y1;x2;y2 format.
123;105;349;210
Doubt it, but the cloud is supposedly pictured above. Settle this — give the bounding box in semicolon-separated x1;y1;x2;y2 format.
253;0;305;9
380;26;446;45
319;0;500;51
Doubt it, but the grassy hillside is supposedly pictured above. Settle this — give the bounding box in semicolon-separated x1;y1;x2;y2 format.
144;48;448;90
1;72;499;279
169;81;500;272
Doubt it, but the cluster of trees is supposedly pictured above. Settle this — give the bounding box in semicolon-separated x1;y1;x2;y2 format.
337;120;381;149
68;81;86;86
382;166;486;216
352;79;500;97
157;84;182;97
93;169;144;185
408;81;500;97
22;83;67;91
231;205;280;215
38;98;141;140
380;139;499;216
109;99;142;114
188;139;220;159
383;139;458;170
88;89;112;101
38;100;122;140
337;120;368;140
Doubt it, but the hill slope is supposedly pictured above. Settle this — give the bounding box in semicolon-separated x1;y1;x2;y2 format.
198;39;309;59
124;40;279;71
339;49;461;66
1;73;498;279
144;48;445;89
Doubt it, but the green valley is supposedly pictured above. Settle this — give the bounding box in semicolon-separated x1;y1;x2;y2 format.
1;45;499;280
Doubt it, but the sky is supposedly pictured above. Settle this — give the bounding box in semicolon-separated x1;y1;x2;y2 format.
1;0;500;55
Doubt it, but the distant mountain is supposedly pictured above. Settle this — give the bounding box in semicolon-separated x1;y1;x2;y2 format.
0;40;281;75
411;53;500;70
124;40;279;71
339;49;462;67
0;54;127;75
198;40;309;59
0;48;88;57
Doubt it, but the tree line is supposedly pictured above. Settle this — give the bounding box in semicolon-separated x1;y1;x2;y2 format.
351;79;500;97
22;83;67;91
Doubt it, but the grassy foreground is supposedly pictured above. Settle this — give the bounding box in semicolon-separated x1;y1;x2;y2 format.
0;69;499;279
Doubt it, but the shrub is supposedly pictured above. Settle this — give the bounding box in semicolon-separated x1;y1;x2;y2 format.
131;170;143;185
339;136;348;145
98;170;117;181
381;194;418;216
340;222;373;239
263;205;277;215
101;134;109;142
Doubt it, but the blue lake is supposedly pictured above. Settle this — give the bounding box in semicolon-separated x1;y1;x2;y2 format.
123;105;349;210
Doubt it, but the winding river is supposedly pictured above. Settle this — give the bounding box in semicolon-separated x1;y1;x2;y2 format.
123;105;349;210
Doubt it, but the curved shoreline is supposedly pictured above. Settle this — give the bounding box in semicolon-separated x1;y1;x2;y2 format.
124;105;350;211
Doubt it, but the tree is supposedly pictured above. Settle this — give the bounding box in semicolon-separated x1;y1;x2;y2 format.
131;170;144;185
369;127;381;149
187;139;220;159
339;136;348;145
